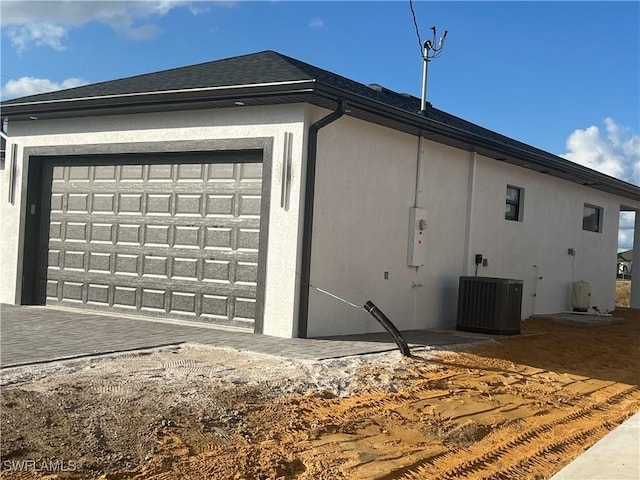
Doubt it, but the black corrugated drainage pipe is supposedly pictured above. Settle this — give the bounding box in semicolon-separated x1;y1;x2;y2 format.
364;301;412;357
297;100;347;338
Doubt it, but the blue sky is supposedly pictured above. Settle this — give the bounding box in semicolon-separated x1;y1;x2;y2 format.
1;0;638;248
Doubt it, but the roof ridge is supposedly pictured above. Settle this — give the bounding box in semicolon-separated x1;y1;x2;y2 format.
1;50;637;201
1;50;308;104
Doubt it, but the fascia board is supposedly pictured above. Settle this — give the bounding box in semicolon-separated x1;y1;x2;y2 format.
312;83;640;202
1;80;317;118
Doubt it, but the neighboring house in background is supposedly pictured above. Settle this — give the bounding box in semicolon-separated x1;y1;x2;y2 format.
617;250;633;278
0;134;6;168
1;51;639;338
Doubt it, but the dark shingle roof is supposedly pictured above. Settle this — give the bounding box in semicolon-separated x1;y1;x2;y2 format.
3;51;314;103
2;50;638;202
617;249;633;263
0;51;591;164
3;50;425;111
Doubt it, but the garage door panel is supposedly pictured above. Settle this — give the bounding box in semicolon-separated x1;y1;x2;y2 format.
68;165;91;181
207;162;235;178
46;280;59;299
175;194;203;216
92;194;116;214
141;255;170;278
172;257;199;280
144;225;171;246
140;288;168;312
170;291;198;316
62;281;84;302
206;194;234;216
94;165;118;181
241;163;263;179
64;222;89;242
176;163;205;180
47;240;257;261
121;165;145;181
90;223;115;244
38;155;264;328
63;250;86;270
145;194;172;215
88;252;111;273
87;283;110;305
234;297;257;321
237;229;260;250
47;277;256;308
113;286;137;308
148;164;173;181
67;193;89;213
118;194;144;214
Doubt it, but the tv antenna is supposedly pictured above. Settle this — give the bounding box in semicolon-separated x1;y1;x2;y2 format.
420;26;447;111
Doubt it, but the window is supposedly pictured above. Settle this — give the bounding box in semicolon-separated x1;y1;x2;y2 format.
505;186;523;221
583;204;602;232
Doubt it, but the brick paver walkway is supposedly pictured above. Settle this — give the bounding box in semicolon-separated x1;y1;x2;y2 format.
0;304;487;367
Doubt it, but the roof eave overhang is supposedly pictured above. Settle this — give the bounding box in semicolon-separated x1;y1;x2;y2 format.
312;84;640;204
2;79;638;203
0;80;319;120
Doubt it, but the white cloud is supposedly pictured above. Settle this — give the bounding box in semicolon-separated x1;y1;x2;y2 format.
309;18;324;28
618;211;636;252
1;76;88;100
7;22;68;52
618;225;635;252
0;0;197;52
562;119;639;251
620;211;636;230
562;118;640;186
123;23;161;40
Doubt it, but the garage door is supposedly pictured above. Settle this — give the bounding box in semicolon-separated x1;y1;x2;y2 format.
35;152;265;330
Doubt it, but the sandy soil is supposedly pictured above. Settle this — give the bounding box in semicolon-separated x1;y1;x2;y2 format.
616;280;631;307
1;309;639;480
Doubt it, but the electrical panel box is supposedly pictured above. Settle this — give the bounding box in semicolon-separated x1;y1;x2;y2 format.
407;207;427;266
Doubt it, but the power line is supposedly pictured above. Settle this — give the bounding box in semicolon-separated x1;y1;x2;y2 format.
409;0;424;59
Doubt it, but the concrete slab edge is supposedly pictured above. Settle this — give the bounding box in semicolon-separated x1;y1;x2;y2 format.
0;342;186;370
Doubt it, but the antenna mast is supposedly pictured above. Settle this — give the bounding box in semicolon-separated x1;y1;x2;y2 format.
420;26;447;111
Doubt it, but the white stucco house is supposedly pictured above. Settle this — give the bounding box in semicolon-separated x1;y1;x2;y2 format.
1;51;639;338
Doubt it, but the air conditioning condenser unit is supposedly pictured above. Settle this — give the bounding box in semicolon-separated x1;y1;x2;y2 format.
457;276;523;335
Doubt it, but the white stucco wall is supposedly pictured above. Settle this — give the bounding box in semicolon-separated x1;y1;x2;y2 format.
307;110;473;337
1;140;26;304
307;107;633;337
0;104;308;338
468;154;625;316
2;102;636;339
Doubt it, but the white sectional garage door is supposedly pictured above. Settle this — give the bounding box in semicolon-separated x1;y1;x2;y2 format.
36;153;264;329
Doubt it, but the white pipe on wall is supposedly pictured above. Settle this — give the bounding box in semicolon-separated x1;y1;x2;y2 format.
414;134;424;208
463;151;477;276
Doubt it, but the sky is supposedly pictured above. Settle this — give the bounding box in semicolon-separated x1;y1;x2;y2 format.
1;0;638;249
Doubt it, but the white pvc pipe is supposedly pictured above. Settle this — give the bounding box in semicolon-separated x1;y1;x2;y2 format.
420;47;429;111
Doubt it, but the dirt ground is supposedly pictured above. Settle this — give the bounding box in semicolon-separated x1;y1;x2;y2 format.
616;280;631;307
1;309;639;480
